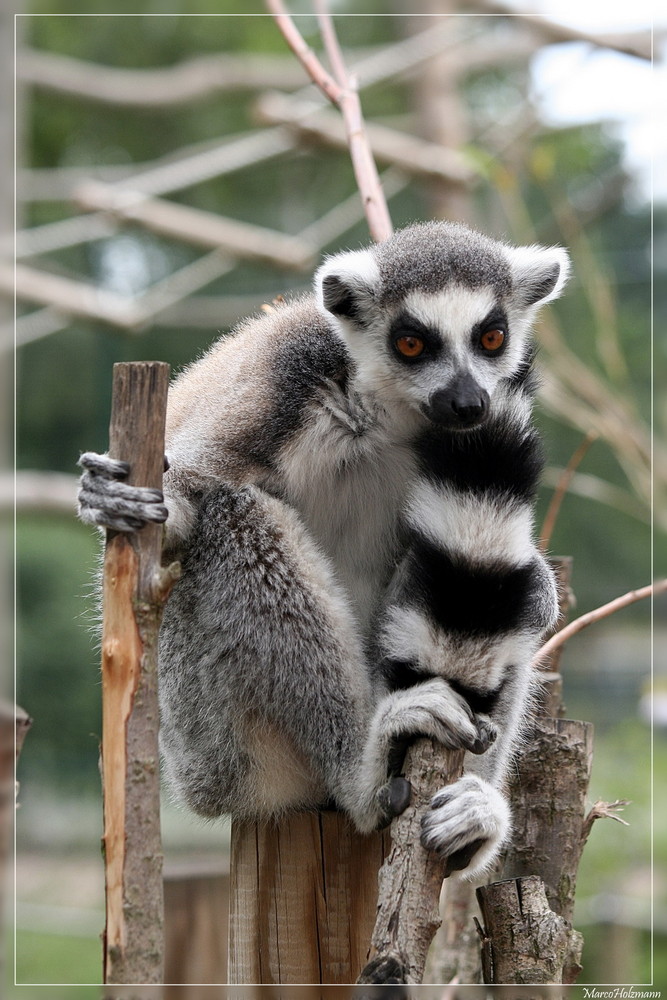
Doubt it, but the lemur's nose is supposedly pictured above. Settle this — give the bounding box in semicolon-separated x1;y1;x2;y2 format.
428;375;489;428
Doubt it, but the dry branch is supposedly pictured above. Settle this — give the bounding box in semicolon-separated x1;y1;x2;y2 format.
541;467;650;525
539;431;599;551
256;90;474;186
6;254;235;331
469;0;652;61
267;0;392;242
7;262;140;328
18;47;309;105
534;580;667;667
19;128;297;203
5;470;78;515
101;361;177;985
359;741;466;986
74;181;315;270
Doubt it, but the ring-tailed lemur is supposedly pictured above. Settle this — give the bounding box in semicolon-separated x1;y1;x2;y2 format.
78;221;568;884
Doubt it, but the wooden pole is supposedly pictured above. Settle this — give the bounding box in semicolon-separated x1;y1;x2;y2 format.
164;861;230;985
228;810;389;984
101;360;176;986
0;703;31;986
500;717;594;922
359;740;466;986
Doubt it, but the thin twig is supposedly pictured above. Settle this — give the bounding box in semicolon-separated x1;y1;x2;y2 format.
581;800;630;850
534;581;667;666
539;430;599;551
266;0;393;242
314;0;349;89
265;0;342;102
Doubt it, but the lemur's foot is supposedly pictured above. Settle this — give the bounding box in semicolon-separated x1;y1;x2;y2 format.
77;451;168;532
376;775;412;827
420;774;510;878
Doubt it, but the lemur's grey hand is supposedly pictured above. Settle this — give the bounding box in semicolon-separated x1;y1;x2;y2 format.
77;451;168;532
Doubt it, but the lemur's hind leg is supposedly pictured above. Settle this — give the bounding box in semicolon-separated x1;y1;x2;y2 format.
158;482;417;825
158;482;490;831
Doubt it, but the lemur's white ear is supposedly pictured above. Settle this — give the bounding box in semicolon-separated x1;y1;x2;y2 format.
507;244;570;307
315;248;380;322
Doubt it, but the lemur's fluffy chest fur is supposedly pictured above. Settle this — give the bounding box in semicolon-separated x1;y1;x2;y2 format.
275;375;420;631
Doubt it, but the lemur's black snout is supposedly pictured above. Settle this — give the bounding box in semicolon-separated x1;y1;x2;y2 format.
427;374;489;429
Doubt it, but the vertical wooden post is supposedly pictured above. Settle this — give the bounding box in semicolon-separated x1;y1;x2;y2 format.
164;862;230;985
228;810;389;984
500;717;594;922
101;360;174;986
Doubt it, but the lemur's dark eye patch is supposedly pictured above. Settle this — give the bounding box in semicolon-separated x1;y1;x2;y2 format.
389;312;441;363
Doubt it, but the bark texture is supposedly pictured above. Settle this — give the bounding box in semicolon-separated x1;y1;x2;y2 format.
500;717;594;922
101;360;175;986
359;740;466;985
477;875;583;985
228;810;389;985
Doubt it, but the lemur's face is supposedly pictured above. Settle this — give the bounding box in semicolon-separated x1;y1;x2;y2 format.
383;284;520;430
315;224;569;431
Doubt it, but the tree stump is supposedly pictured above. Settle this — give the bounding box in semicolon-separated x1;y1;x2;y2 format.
477;875;583;985
228;810;388;984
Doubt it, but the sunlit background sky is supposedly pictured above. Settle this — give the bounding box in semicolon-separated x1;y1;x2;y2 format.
505;0;664;202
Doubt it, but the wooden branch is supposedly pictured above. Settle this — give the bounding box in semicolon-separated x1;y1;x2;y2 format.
468;0;652;61
539;431;599;551
6;255;234;331
476;875;584;985
18;47;310;105
358;741;466;985
500;717;594;922
4;470;78;516
19;128;297;203
266;0;393;242
256;90;474;186
534;580;667;667
581;798;630;848
541;466;650;525
101;361;177;985
73;181;315;270
6;262;141;328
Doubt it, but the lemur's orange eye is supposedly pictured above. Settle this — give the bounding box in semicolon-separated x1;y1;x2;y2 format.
395;336;425;358
480;329;505;352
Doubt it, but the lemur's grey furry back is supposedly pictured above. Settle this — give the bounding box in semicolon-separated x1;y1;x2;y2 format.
78;221;568;896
